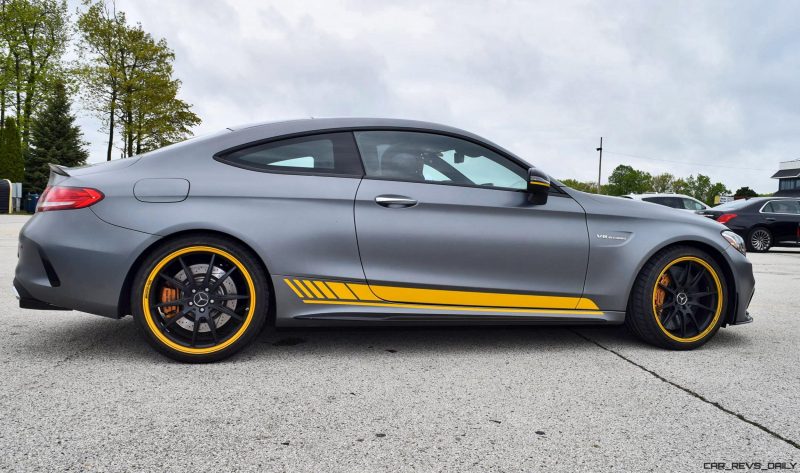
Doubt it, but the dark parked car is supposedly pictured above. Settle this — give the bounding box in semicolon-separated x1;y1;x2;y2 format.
698;197;800;252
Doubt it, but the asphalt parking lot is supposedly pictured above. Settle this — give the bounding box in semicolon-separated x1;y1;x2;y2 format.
1;215;798;472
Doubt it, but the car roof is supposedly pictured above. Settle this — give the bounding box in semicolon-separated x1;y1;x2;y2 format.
227;117;493;145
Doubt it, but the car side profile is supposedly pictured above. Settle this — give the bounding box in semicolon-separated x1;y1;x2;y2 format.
698;197;800;252
622;193;710;212
14;118;755;362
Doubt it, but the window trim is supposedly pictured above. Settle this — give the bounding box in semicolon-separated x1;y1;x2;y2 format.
759;199;800;215
213;131;365;179
212;126;567;195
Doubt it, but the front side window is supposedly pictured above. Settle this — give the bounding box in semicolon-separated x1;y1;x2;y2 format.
353;131;528;191
682;198;706;210
218;132;363;176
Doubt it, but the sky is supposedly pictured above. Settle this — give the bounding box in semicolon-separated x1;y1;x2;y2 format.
68;0;800;193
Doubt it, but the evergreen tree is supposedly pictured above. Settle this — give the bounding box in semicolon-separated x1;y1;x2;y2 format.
0;117;24;182
25;81;88;193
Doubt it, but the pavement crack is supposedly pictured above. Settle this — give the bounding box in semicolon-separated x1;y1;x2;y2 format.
571;329;800;451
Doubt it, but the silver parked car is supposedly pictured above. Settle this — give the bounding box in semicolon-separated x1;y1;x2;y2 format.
14;118;754;362
622;193;710;212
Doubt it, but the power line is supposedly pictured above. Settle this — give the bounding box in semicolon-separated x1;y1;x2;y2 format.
604;151;773;171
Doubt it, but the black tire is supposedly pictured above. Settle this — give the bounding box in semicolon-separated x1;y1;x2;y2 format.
626;246;728;350
746;227;772;252
131;235;269;363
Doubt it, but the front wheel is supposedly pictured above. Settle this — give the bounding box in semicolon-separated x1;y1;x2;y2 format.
132;236;269;362
626;246;728;350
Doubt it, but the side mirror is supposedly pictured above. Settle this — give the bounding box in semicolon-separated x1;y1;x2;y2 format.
527;168;550;205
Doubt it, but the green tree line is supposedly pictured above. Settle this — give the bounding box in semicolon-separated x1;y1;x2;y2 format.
0;0;200;196
561;165;741;206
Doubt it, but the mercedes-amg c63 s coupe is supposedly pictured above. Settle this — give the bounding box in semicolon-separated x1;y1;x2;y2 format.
14;118;755;362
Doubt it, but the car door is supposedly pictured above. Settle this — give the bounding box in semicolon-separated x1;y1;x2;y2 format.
761;200;800;243
352;130;590;309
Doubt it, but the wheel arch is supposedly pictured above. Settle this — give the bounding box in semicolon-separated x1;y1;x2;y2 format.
627;239;738;327
117;229;276;324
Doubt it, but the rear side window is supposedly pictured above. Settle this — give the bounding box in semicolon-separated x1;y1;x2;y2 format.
217;133;363;176
643;197;683;208
763;200;800;214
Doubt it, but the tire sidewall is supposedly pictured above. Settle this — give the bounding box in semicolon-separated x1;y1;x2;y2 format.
131;236;269;363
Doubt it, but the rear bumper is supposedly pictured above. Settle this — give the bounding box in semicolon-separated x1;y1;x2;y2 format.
14;209;159;318
12;279;70;311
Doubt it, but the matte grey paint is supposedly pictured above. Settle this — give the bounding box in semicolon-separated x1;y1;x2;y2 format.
133;178;190;203
14;118;754;328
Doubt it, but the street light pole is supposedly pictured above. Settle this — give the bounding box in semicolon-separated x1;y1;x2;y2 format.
596;137;603;194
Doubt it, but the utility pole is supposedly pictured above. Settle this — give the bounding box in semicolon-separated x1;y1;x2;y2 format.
596;137;603;194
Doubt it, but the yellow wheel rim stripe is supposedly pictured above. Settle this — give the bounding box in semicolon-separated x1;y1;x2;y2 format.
651;256;722;343
142;246;256;355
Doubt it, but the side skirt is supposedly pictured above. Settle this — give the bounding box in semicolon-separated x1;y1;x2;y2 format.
273;275;624;327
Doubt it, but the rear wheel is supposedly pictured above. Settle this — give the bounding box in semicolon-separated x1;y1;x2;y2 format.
746;227;772;252
626;246;727;350
132;235;268;362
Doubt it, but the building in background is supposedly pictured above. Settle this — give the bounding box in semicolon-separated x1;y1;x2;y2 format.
772;159;800;196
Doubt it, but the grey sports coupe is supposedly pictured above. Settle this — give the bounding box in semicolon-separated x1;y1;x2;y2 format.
14;118;754;362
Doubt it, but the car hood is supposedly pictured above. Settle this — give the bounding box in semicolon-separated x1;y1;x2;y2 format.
566;189;727;230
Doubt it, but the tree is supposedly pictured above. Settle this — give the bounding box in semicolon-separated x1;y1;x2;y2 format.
672;178;689;195
681;174;730;205
0;116;24;181
76;0;128;161
25;80;87;193
77;0;200;159
1;0;69;144
605;165;653;196
650;173;675;193
560;178;597;193
734;186;758;198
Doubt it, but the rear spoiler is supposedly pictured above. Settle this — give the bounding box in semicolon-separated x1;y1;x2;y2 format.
49;163;71;177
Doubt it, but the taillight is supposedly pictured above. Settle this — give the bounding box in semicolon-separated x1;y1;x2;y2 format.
716;213;737;224
37;186;104;212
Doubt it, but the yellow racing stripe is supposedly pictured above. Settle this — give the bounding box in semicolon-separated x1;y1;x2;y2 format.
346;283;382;301
293;279;314;298
284;279;305;298
326;282;358;300
302;280;324;298
303;299;602;315
314;281;337;299
369;284;594;310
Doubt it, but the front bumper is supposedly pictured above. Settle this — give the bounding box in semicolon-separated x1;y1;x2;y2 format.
724;246;755;326
15;209;159;318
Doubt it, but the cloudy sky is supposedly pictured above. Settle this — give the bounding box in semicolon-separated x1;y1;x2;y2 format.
69;0;800;193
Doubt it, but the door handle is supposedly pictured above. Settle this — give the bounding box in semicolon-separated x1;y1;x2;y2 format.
765;217;776;221
375;195;418;208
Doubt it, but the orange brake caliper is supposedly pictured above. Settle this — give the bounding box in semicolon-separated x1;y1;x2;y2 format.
654;273;671;316
160;287;179;317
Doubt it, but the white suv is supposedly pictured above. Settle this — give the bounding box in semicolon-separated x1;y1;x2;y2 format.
622;193;710;212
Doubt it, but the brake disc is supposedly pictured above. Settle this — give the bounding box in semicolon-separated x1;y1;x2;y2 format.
171;264;237;333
